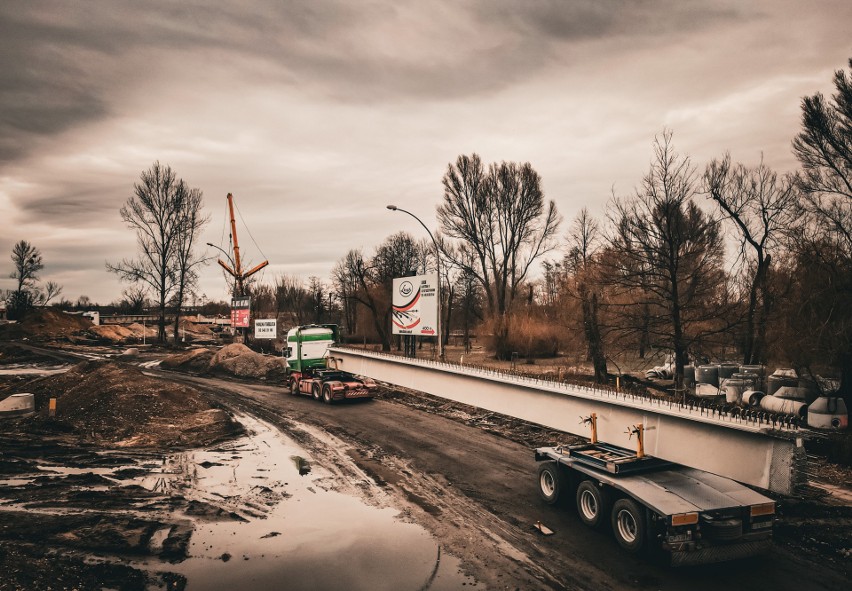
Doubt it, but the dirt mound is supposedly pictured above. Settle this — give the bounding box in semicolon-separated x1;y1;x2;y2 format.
6;360;241;447
90;324;137;342
208;344;288;380
160;347;215;373
0;308;92;341
89;319;216;344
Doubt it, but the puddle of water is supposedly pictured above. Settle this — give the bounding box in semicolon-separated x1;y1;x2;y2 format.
0;411;479;589
143;415;478;590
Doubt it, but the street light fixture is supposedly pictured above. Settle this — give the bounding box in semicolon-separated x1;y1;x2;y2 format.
386;205;443;360
206;242;234;266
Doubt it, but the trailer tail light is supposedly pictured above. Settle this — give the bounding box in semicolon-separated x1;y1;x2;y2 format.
750;503;775;517
671;512;698;526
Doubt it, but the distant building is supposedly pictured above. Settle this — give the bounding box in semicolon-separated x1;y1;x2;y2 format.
0;299;6;321
82;310;100;325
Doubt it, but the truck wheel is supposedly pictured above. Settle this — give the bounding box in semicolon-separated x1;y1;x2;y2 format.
312;384;321;400
576;480;610;529
289;378;299;396
611;498;645;553
322;384;334;404
537;462;567;505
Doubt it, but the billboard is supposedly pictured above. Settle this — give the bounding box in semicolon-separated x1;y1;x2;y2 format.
231;296;251;328
254;318;277;339
392;273;438;336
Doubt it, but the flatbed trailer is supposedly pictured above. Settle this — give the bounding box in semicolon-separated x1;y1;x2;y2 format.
535;441;775;566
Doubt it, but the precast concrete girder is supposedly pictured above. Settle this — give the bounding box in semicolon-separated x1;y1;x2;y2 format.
330;348;804;495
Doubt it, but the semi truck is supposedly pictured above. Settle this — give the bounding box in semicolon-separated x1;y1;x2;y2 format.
535;416;775;566
284;324;378;403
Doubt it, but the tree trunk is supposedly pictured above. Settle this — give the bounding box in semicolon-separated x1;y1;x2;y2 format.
443;285;455;348
493;312;512;360
580;283;608;384
839;348;852;422
638;303;650;359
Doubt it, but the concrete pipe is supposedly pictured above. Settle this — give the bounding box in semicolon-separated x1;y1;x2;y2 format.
0;393;36;418
759;395;807;418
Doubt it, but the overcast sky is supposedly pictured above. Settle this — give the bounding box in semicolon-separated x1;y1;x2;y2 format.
1;0;850;305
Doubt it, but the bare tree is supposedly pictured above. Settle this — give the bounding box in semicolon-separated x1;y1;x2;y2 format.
34;281;63;307
171;187;208;343
332;261;359;336
8;240;46;318
454;248;484;352
789;56;852;405
705;155;797;364
107;162;192;343
605;131;728;389
274;274;310;326
372;232;422;351
120;287;148;314
566;209;608;383
438;154;561;358
307;276;327;324
337;248;389;349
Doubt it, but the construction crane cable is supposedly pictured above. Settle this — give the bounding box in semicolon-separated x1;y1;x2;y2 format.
233;197;269;262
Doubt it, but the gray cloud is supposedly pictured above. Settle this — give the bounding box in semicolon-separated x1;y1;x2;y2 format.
0;1;753;166
1;0;849;304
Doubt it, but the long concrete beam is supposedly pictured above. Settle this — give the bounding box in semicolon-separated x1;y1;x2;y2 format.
330;347;805;495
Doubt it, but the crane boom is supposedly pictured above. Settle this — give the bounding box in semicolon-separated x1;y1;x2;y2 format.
217;192;269;296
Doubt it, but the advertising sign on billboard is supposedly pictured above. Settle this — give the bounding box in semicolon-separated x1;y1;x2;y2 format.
231;296;251;328
254;318;277;339
391;273;438;336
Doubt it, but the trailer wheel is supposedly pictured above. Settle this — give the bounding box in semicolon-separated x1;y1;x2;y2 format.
312;384;321;400
537;462;567;505
289;378;299;396
611;498;645;553
322;384;334;404
576;480;609;529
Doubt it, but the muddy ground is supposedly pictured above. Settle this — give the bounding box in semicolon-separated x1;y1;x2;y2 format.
1;342;851;590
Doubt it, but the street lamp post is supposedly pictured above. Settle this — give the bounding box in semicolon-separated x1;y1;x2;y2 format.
386;205;443;360
206;243;236;293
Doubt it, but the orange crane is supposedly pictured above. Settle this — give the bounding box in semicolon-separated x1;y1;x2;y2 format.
215;193;268;296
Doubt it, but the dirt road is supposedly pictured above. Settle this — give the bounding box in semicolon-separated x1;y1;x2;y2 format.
162;371;850;591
